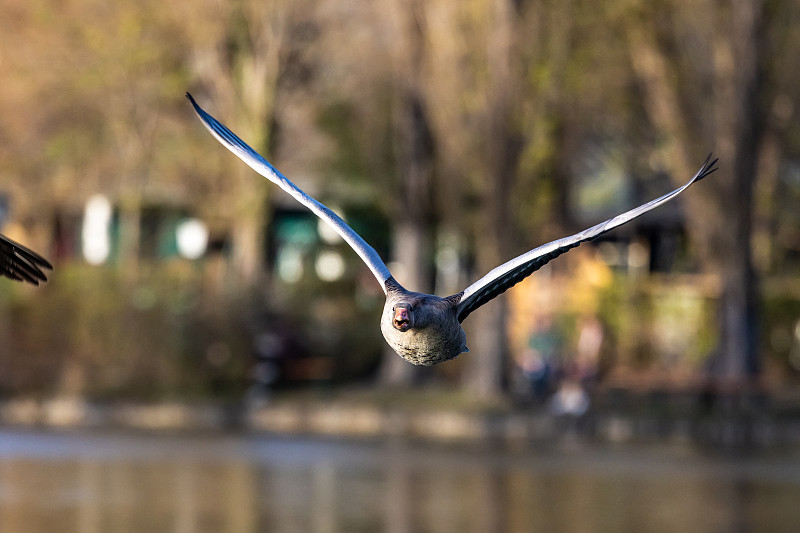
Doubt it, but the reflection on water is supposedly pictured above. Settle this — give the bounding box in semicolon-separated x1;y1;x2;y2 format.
0;429;799;533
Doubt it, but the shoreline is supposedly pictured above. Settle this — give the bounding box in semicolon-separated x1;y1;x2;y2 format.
1;390;798;450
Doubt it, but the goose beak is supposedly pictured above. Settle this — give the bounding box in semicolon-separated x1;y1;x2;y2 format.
393;306;411;332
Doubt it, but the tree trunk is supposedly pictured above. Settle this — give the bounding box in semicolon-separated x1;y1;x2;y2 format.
461;0;520;399
230;205;266;286
711;0;764;383
116;200;141;281
378;2;437;386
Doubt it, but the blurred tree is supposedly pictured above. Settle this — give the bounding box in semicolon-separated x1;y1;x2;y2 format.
179;0;304;286
624;0;776;384
2;0;799;399
0;0;195;261
750;1;800;275
418;0;588;398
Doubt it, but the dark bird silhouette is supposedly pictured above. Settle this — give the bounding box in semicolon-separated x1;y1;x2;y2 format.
0;233;52;285
188;92;717;365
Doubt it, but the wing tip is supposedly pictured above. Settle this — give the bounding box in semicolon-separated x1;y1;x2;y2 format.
1;236;53;285
695;152;719;182
186;92;205;117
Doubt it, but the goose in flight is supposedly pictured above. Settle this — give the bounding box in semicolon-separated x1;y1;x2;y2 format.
0;233;52;285
187;93;717;366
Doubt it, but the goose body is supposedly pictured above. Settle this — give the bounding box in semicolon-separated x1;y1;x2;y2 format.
188;93;717;366
0;233;52;285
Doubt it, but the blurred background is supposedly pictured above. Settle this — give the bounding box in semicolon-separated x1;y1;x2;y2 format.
1;0;800;531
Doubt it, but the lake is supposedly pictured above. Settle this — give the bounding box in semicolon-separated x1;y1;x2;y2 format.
0;427;798;532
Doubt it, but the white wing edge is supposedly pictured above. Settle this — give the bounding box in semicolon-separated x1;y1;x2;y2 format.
187;93;392;292
458;154;717;311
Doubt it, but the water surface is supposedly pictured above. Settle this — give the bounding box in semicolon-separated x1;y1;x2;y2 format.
0;428;798;532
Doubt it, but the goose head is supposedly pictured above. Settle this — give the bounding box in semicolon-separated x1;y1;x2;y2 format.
380;278;468;366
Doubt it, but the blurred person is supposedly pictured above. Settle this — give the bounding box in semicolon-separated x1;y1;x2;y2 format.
549;374;590;417
549;315;603;419
575;314;604;388
517;316;562;402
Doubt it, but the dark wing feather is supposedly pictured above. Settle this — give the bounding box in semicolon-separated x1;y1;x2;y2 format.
456;154;718;322
0;233;53;285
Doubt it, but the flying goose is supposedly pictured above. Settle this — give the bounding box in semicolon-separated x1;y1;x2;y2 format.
187;93;717;366
0;233;53;285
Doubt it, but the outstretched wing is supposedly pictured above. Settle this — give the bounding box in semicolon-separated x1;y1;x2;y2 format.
187;93;392;291
456;154;718;322
0;233;53;285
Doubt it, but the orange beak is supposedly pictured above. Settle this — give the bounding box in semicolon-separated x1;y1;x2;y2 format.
393;306;411;331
